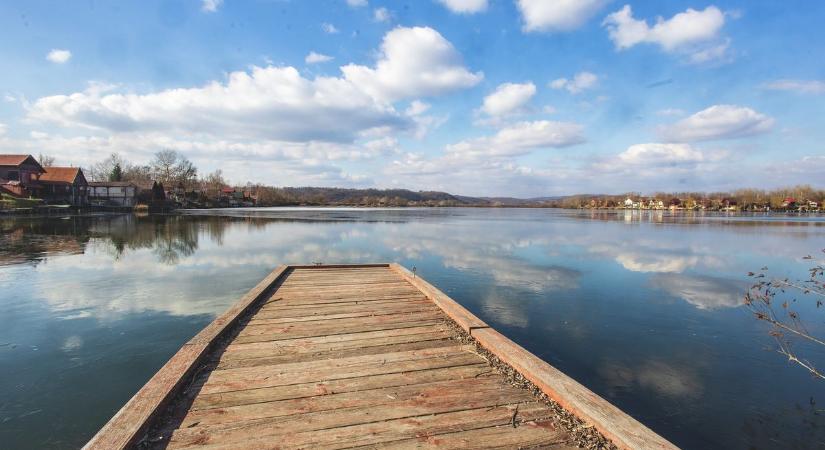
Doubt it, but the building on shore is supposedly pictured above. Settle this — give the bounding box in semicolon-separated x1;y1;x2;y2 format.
88;181;138;207
0;154;46;198
39;167;89;207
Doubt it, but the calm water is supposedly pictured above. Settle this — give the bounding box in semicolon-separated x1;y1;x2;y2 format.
1;208;824;449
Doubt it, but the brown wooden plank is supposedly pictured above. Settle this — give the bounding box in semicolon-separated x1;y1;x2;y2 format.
261;294;427;308
191;364;492;411
180;376;512;428
250;302;438;320
354;419;568;450
226;402;559;450
167;381;534;448
219;332;452;363
215;338;458;369
275;292;423;300
249;303;439;323
239;311;445;335
277;278;409;286
287;264;391;270
274;283;417;292
198;352;481;395
204;345;474;385
231;319;447;344
221;325;449;355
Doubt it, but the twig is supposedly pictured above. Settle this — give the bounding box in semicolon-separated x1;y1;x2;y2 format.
753;311;825;347
771;279;825;299
777;347;825;380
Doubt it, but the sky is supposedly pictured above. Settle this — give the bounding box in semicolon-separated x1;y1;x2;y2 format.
0;0;823;197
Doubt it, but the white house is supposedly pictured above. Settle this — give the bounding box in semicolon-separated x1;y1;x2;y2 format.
88;181;138;207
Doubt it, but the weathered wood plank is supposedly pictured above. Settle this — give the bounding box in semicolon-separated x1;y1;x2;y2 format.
167;383;535;448
249;303;439;323
240;402;559;450
231;319;448;344
198;352;481;395
239;310;445;335
353;419;568;450
219;329;451;360
204;345;474;384
261;294;427;308
181;376;512;428
191;363;492;411
215;338;458;369
221;325;448;354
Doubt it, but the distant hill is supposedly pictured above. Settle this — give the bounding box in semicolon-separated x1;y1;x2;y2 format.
253;186;544;207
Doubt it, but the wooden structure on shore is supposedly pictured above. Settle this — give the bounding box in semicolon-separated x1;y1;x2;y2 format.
85;264;677;450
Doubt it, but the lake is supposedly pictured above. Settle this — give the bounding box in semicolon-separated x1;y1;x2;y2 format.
1;208;824;449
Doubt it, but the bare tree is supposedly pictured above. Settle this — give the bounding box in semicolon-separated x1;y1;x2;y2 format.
38;154;56;167
151;150;197;188
202;169;227;194
746;249;825;379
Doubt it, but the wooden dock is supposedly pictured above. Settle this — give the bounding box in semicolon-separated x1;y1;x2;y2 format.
85;264;677;450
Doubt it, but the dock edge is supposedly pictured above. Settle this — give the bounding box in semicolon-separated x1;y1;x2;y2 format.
83;265;290;450
389;263;678;450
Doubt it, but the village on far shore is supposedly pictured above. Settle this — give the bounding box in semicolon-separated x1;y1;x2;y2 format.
1;151;823;213
553;193;820;212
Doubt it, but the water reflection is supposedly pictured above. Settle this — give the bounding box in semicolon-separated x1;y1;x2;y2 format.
650;273;747;309
1;218;90;266
599;359;704;399
1;209;824;449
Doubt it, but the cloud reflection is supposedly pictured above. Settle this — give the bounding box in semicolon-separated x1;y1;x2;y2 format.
649;273;746;309
599;359;704;399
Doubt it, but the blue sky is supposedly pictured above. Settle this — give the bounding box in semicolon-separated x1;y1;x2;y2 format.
0;0;823;196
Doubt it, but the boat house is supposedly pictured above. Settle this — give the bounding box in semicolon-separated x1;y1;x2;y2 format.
39;167;89;207
89;181;138;207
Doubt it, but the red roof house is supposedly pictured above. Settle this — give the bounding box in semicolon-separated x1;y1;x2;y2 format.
39;166;88;206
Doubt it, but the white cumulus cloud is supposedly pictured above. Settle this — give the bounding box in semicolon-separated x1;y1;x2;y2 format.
201;0;223;13
26;68;405;143
550;72;598;94
46;49;72;64
27;27;480;147
617;143;705;166
341;26;483;102
305;51;333;64
481;82;536;116
659;105;774;142
447;120;585;158
516;0;609;32
436;0;488;14
603;5;730;62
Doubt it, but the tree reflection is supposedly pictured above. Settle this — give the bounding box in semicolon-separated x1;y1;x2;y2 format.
0;214;245;266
